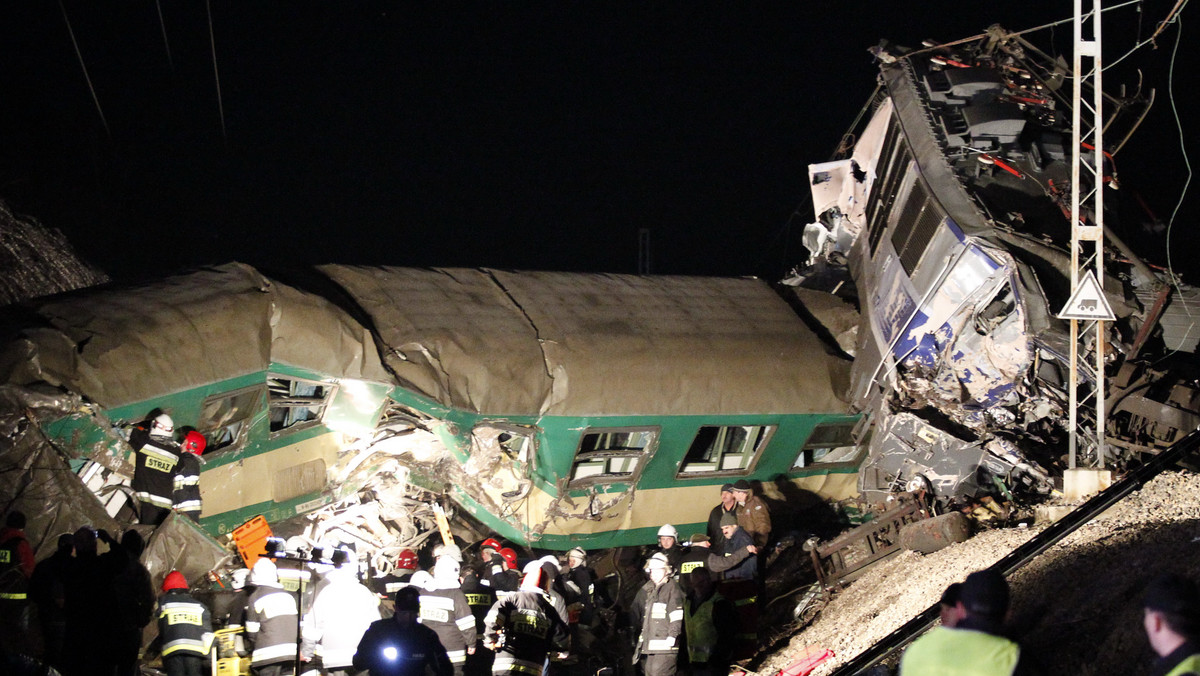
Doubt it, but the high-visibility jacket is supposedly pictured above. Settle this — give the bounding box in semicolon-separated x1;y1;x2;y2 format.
158;589;214;658
417;586;477;667
483;589;568;676
172;452;203;520
1162;650;1200;676
636;580;684;656
306;568;381;669
0;528;33;602
899;626;1021;676
132;433;180;510
245;582;299;666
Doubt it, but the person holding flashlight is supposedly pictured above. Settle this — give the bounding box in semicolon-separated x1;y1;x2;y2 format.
354;586;452;676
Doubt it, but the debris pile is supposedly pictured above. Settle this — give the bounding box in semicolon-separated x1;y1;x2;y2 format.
760;470;1200;676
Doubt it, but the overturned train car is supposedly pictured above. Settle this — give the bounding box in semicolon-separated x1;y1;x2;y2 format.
0;262;862;552
797;27;1200;508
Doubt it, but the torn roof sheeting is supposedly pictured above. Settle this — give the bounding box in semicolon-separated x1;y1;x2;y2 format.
321;265;850;417
1;262;391;408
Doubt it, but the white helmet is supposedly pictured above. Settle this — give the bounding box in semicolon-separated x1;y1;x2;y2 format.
657;524;678;539
151;413;174;438
433;543;463;563
644;552;671;573
250;557;278;585
410;570;435;591
567;547;586;561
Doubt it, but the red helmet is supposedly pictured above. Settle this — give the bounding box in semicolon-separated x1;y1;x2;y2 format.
181;431;207;455
498;547;518;570
481;538;502;554
162;570;188;592
396;549;418;572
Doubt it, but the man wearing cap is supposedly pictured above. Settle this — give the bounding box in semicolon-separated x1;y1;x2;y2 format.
1143;573;1200;676
634;552;684;676
730;480;771;551
706;485;740;552
355;586;453;676
899;568;1037;676
679;533;757;592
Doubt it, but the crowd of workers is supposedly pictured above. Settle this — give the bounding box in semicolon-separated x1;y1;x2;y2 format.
0;481;776;676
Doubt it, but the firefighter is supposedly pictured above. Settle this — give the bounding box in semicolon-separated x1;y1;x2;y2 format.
633;552;684;676
354;586;453;676
483;564;569;676
173;430;206;523
413;562;477;676
654;525;684;574
677;533;756;595
683;567;735;676
562;547;595;626
491;549;521;593
158;570;214;676
461;564;496;676
0;511;35;656
375;548;420;598
305;558;381;676
478;538;507;590
245;557;299;676
130;412;181;525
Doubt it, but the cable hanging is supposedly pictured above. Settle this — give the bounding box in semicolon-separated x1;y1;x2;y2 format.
59;0;109;138
207;0;227;143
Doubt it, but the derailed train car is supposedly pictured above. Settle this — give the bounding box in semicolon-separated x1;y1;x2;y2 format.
0;262;861;553
796;26;1200;507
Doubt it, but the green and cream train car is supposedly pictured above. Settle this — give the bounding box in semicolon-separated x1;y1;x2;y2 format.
1;262;863;550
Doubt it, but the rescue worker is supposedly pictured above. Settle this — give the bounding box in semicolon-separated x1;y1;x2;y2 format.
562;547;595;626
633;552;684;676
245;557;300;676
483;564;569;676
677;533;756;594
461;565;496;676
354;586;453;676
130;412;181;525
29;532;73;670
375;548;420;598
158;570;214;676
414;562;477;676
899;568;1037;676
1143;573;1200;676
525;558;568;625
683;567;736;676
938;582;964;628
173;430;206;523
434;542;465;567
654;525;684;574
730;480;771;552
706;484;739;552
491;549;521;593
0;511;35;656
305;558;381;676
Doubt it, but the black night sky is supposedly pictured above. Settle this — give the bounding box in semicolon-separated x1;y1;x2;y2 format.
1;2;1195;285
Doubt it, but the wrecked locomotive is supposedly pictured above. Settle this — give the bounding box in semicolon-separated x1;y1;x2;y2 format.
0;262;863;554
793;25;1200;508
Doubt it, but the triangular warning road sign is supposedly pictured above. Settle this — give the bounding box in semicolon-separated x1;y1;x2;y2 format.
1057;271;1116;321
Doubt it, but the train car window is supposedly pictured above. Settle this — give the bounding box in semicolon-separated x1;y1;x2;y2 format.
198;385;265;454
268;375;336;437
568;428;657;487
677;425;774;477
793;422;859;468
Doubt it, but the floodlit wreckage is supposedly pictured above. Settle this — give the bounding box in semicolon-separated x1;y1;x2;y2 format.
791;25;1200;514
0;263;864;584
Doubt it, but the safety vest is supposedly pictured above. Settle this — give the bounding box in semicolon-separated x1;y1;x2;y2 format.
899;626;1020;676
684;592;723;663
1166;654;1200;676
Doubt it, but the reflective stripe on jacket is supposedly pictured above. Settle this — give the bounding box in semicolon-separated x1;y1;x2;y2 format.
158;590;214;657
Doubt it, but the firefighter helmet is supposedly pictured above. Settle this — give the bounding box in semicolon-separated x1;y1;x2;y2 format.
657;524;678;539
498;547;518;570
481;537;503;554
151;413;174;437
181;430;207;455
396;548;419;572
162;570;188;592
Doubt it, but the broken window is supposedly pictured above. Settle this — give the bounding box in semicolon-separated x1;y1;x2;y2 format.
268;375;335;436
677;425;774;477
198;385;265;454
568;428;657;487
793;421;860;468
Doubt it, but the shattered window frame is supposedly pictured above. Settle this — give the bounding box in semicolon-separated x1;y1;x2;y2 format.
675;424;776;478
792;421;863;469
567;427;659;488
198;384;266;456
267;374;336;438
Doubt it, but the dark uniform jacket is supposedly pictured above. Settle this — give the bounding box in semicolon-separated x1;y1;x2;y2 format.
158;589;214;658
131;429;180;511
461;572;496;635
483;589;569;675
354;618;453;676
172;452;203;521
718;529;756;581
635;580;684;656
0;527;33;603
418;585;477;662
245;582;299;666
706;504;738;551
563;566;596;625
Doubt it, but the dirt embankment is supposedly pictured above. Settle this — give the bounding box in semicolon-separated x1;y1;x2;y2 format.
760;470;1200;676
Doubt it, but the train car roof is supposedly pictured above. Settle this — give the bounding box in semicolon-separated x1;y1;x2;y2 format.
320;265;850;417
0;262;391;408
